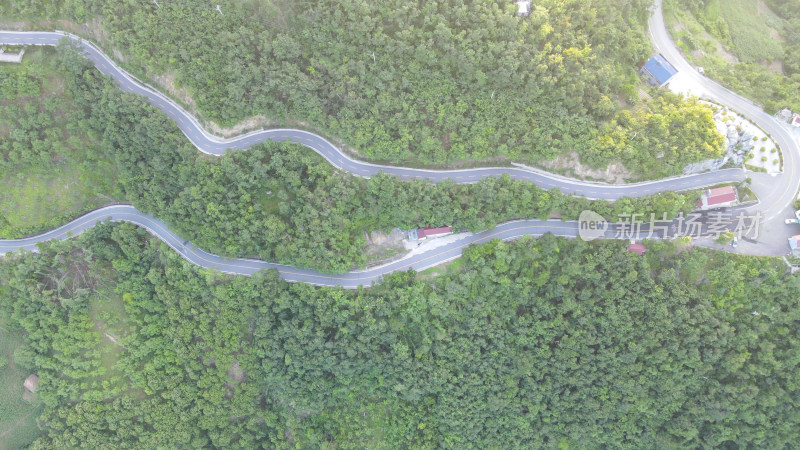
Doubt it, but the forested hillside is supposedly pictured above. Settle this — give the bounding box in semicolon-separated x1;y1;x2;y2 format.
1;41;698;273
2;225;798;447
2;0;724;176
665;0;800;113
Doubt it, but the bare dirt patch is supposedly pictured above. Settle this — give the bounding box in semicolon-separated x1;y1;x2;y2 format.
0;20;28;30
227;361;245;383
150;71;198;111
768;27;786;42
41;76;65;97
540;152;633;184
364;228;406;264
767;58;784;74
690;25;738;64
756;0;774;16
714;39;739;64
205;114;279;138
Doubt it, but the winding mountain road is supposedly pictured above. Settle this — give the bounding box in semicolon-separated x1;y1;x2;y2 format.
1;1;799;286
0;29;746;200
0;205;632;288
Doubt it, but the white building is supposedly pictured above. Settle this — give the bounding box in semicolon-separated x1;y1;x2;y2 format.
516;0;531;17
0;48;25;63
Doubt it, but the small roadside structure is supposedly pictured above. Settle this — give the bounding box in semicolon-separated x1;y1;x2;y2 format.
22;373;38;403
792;113;800;128
698;186;738;210
789;235;800;254
516;0;531;17
640;54;678;87
23;374;38;393
628;242;647;255
0;47;25;63
412;226;453;241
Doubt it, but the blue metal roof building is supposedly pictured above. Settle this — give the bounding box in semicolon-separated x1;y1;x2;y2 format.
640;54;678;86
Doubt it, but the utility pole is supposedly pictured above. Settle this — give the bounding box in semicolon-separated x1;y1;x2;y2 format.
372;51;376;63
216;5;223;15
152;0;160;8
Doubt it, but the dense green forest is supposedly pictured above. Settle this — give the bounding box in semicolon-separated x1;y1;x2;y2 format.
2;224;799;447
1;0;725;176
3;42;699;273
665;0;800;114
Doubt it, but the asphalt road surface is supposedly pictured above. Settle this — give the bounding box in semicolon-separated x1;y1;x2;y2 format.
0;205;633;288
1;3;798;287
0;30;746;200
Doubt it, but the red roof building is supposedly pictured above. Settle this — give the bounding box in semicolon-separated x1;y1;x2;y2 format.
628;243;647;255
417;226;453;240
699;186;737;209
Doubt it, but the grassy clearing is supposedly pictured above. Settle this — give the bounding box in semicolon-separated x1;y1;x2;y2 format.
417;257;466;279
0;316;42;449
88;291;130;382
669;0;785;63
715;0;784;63
0;164;117;235
0;46;121;238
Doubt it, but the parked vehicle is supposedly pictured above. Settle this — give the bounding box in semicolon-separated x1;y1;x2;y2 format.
786;218;799;225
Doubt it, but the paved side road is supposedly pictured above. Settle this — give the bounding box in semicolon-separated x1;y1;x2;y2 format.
0;205;621;288
0;30;746;200
649;0;800;256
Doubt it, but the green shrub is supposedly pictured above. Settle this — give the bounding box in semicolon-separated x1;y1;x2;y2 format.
715;231;734;245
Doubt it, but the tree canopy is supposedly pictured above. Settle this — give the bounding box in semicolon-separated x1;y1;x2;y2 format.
10;41;695;273
1;224;799;447
2;0;725;176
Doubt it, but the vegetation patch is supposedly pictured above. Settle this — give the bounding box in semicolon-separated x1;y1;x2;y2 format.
0;46;119;238
0;316;43;449
4;42;696;274
2;0;726;179
2;224;799;447
665;0;800;113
